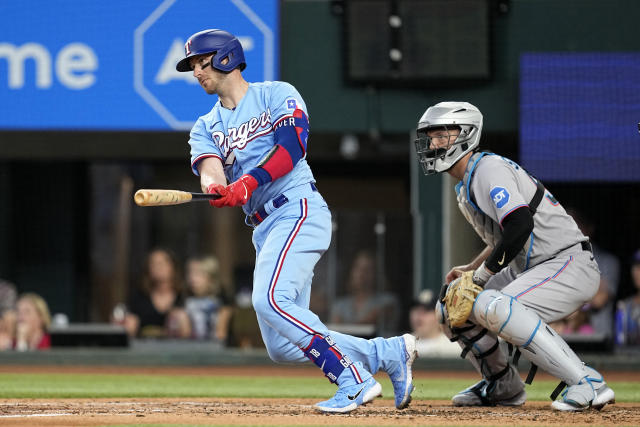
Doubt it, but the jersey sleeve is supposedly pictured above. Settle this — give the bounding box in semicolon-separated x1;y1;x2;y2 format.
269;82;308;122
188;117;223;176
473;160;529;226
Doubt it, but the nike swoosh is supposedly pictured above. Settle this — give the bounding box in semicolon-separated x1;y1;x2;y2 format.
320;360;326;371
347;385;365;401
242;182;248;199
209;121;221;130
497;252;506;266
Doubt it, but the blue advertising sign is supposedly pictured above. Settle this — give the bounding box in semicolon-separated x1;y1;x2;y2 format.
0;0;278;130
520;53;640;182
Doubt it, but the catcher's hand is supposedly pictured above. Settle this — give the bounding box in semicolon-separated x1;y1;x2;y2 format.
444;271;484;327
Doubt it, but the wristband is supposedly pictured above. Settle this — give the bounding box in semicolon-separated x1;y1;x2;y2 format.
472;262;493;287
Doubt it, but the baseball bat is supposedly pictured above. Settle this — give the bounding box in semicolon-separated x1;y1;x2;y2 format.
134;189;221;206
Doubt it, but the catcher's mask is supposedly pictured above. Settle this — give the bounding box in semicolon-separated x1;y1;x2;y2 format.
176;29;246;73
414;102;483;175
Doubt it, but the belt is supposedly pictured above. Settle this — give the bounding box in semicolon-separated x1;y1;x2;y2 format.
247;182;317;227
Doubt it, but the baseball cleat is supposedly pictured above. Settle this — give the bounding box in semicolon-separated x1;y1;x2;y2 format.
386;333;418;409
452;365;526;407
452;379;526;406
314;376;382;414
551;370;615;412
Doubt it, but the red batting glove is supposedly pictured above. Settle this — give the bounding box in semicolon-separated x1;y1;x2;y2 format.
207;183;228;208
208;174;258;208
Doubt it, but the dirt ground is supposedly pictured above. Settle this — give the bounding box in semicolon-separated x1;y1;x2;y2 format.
0;366;639;426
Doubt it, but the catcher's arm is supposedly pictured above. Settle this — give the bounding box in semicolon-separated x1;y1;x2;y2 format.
445;245;493;283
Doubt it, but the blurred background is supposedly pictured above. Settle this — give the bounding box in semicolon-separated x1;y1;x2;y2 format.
1;0;639;358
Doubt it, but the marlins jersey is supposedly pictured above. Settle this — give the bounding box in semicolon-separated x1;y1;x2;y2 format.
456;152;587;272
188;81;316;215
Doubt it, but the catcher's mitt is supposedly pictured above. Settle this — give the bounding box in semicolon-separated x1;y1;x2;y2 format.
444;271;484;327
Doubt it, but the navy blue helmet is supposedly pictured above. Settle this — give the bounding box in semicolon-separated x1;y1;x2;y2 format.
176;29;246;73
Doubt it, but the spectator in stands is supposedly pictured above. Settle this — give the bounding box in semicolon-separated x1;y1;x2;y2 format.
409;290;460;357
14;293;51;351
615;249;640;346
184;255;232;342
560;306;595;336
0;280;17;350
123;248;191;338
227;265;264;349
567;208;620;339
330;250;399;336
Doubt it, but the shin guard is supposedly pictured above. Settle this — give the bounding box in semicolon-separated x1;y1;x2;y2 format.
472;290;588;386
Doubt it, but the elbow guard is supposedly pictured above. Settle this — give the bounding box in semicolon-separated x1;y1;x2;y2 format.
247;108;309;185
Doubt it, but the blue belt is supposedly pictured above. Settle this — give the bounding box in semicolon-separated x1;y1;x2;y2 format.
247;183;317;227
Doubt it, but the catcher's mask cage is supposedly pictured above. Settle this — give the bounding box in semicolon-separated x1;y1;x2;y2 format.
414;102;483;175
176;29;246;73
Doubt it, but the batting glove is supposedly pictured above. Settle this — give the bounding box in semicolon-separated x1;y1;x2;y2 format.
208;174;258;208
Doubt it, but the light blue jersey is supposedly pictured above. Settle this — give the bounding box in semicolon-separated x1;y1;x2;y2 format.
186;79;411;406
188;81;316;215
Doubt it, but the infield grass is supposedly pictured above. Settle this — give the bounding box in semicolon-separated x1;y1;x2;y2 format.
0;372;638;402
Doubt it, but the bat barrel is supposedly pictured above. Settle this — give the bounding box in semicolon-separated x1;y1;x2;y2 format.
134;189;193;206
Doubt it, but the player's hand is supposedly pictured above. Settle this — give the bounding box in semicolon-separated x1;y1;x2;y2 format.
207;183;227;207
445;265;469;284
208;174;258;208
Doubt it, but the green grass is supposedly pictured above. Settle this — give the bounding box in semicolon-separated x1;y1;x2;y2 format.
0;372;638;402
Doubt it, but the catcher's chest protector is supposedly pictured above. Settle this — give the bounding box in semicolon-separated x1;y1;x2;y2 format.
456;152;533;272
456;153;509;246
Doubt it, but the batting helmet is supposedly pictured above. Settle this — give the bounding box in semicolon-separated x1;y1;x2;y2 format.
414;102;483;175
176;29;246;73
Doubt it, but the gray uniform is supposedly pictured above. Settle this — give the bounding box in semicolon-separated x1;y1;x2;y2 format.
457;152;600;321
437;152;606;407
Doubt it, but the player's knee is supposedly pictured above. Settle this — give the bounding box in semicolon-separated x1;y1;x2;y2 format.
251;291;271;318
472;289;513;333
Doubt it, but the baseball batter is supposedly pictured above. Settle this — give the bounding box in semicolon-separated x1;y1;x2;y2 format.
413;102;615;411
176;29;416;414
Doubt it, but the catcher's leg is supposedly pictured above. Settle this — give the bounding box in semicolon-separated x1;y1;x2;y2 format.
436;300;525;406
471;289;614;411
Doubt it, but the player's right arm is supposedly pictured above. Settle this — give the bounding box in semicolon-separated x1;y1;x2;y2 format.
445;245;493;283
198;157;226;193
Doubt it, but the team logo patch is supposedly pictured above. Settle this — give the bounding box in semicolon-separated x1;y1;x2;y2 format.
490;186;510;209
286;98;297;109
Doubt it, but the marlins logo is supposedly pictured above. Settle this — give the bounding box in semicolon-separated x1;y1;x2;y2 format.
490;186;510;209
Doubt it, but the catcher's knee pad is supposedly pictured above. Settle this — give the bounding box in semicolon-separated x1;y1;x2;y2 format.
472;290;525;342
303;334;353;384
473;289;589;386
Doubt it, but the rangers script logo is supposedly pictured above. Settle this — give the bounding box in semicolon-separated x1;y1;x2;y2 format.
212;109;273;156
212;109;298;159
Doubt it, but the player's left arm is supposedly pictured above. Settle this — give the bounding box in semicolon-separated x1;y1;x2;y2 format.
209;110;309;207
244;108;309;186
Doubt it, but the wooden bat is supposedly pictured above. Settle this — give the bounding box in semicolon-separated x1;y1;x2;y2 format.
134;189;221;206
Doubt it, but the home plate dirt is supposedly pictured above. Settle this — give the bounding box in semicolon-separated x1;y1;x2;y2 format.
1;367;638;426
1;398;639;426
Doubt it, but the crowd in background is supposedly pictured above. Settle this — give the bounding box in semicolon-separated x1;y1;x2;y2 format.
2;229;640;352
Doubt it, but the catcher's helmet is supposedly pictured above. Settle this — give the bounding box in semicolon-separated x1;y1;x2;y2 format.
414;102;483;175
176;29;246;73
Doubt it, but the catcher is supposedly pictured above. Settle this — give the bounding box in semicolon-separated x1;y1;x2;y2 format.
414;102;615;411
